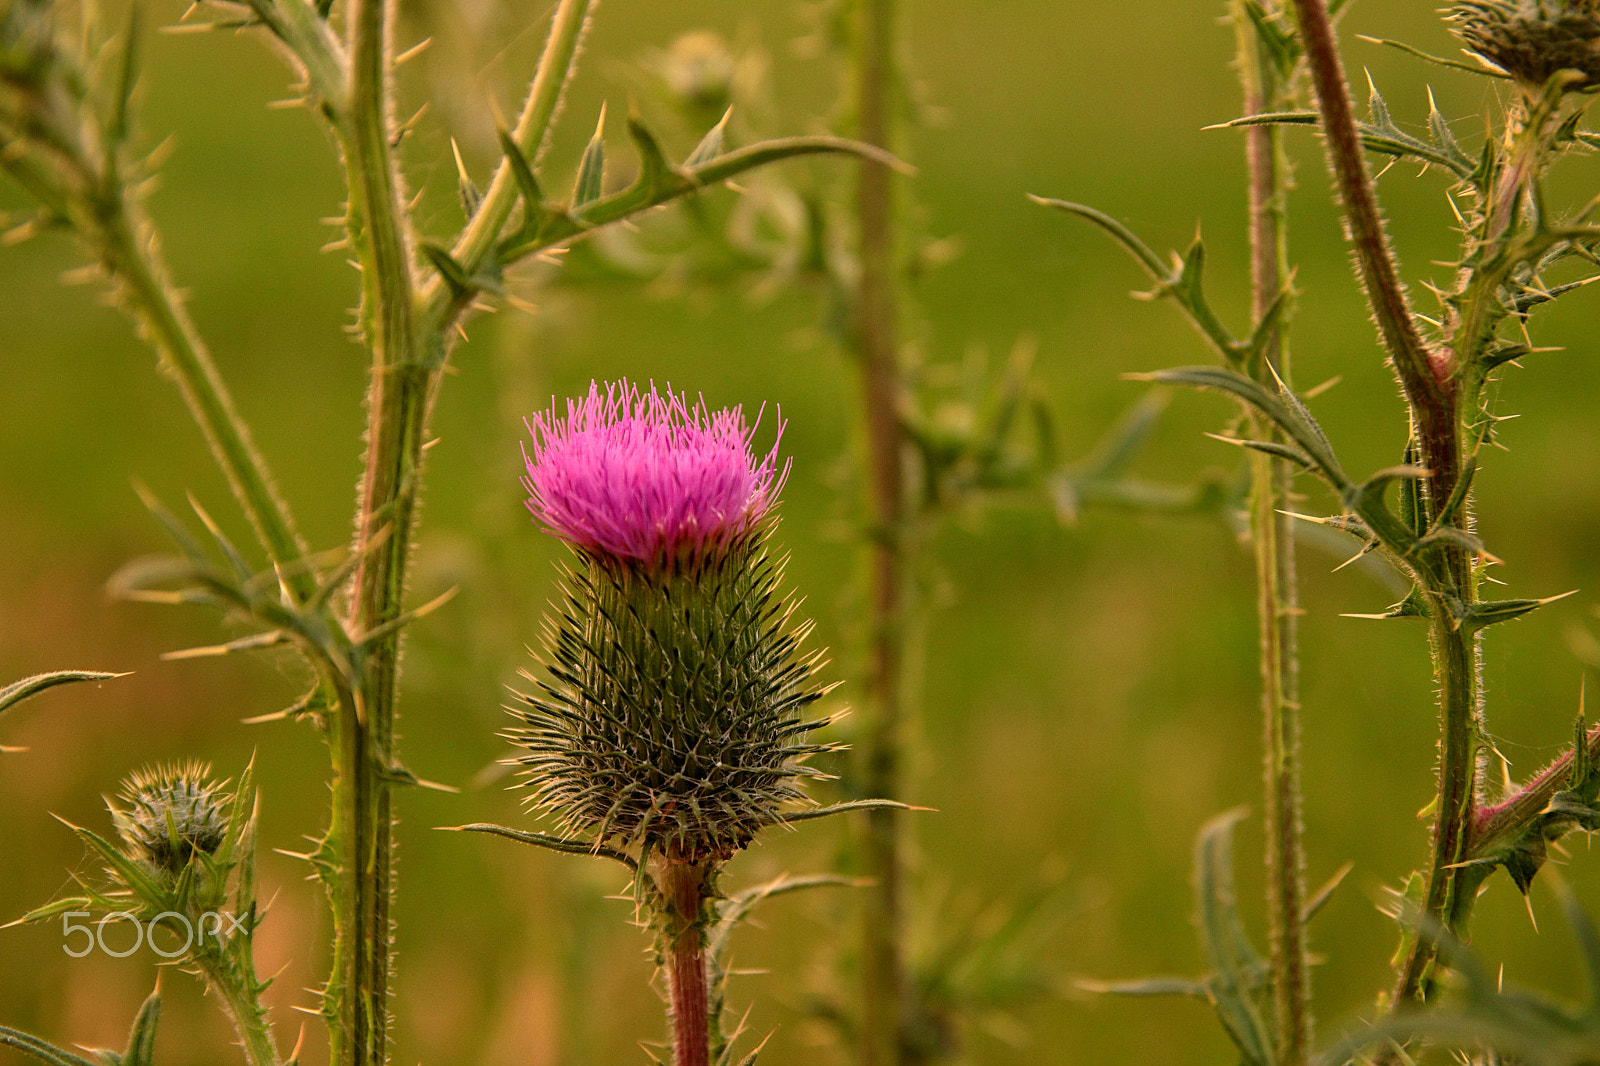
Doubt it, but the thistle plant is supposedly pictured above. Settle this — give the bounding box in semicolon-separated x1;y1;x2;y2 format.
1043;0;1600;1062
454;380;902;1066
15;761;277;1066
0;0;886;1062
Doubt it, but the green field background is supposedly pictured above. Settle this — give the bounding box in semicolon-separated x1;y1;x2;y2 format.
4;3;1600;1064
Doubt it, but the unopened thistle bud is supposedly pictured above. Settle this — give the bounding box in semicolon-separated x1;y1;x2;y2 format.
111;762;230;878
513;381;834;862
1448;1;1600;90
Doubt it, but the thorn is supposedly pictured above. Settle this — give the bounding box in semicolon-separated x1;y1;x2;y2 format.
266;97;308;111
394;37;433;65
1302;375;1343;399
320;237;351;254
406;187;427;213
454;323;470;342
1524;892;1539;931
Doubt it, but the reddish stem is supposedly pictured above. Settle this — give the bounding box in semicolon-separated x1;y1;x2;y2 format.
659;856;712;1066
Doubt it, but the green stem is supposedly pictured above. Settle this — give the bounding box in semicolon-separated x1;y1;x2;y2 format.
852;1;908;1064
420;0;596;333
200;958;282;1066
1392;615;1482;1005
1289;0;1483;1016
327;2;426;1064
1233;6;1309;1062
96;182;313;600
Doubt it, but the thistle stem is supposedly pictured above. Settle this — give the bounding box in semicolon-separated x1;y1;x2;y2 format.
96;183;312;600
327;2;426;1064
200;959;282;1066
852;0;909;1064
1289;0;1483;1016
1392;618;1483;1005
658;856;712;1066
421;0;596;331
1232;6;1308;1059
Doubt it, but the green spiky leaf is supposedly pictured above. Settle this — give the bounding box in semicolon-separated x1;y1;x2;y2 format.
0;670;122;722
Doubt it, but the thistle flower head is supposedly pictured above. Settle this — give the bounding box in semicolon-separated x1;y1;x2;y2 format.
523;381;786;572
1448;1;1600;90
110;762;229;877
513;383;833;862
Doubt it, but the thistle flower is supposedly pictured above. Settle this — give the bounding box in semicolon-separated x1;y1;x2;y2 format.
522;380;787;571
512;381;832;862
1448;1;1600;90
111;761;230;877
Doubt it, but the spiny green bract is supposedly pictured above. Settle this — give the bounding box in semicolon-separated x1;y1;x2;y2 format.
111;762;230;877
509;538;837;862
1449;1;1600;89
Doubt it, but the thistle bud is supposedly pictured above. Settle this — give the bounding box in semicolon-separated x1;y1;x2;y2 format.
111;762;230;877
1448;1;1600;90
513;381;834;862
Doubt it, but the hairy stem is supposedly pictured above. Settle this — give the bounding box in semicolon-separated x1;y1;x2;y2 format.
659;857;712;1066
200;958;282;1066
1288;0;1457;509
329;2;425;1064
1289;0;1482;1014
1393;617;1483;1005
98;185;312;599
421;0;595;332
1233;5;1308;1061
852;1;909;1064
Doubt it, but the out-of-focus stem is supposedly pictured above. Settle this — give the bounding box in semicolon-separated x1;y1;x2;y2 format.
98;190;313;600
852;1;909;1065
1232;5;1309;1063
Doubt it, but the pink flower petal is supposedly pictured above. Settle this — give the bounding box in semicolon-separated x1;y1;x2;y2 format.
523;381;787;565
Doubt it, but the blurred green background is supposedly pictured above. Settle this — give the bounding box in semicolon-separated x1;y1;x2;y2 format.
5;2;1600;1064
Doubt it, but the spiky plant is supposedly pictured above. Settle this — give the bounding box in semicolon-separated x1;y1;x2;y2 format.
511;381;836;863
110;762;230;878
477;380;881;1066
1448;0;1600;89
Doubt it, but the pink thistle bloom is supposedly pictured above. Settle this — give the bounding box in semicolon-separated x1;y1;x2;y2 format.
523;381;787;567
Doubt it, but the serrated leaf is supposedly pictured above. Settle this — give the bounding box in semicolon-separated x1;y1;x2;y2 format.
420;241;471;295
1029;197;1168;280
0;1027;101;1066
687;106;733;168
1426;87;1472;172
1204;433;1314;469
572;104;607;209
496;126;550;242
1465;592;1577;630
119;988;161;1066
776;798;918;824
1194;808;1276;1066
625;115;673;200
0;671;123;721
1131;365;1347;488
442;822;636;869
498;135;896;265
1243;0;1301;81
452;139;482;220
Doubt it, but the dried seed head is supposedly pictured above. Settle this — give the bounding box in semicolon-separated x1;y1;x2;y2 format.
111;762;229;876
1448;1;1600;90
514;383;832;861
